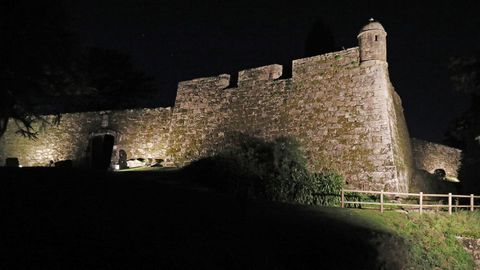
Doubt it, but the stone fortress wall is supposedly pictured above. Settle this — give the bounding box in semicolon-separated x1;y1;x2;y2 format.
0;108;173;167
0;20;460;192
411;138;462;179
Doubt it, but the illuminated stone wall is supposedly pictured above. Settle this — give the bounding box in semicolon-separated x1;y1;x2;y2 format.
0;113;101;166
165;47;413;192
0;108;172;167
1;21;456;192
412;138;462;178
107;108;172;164
287;50;412;192
167;65;287;165
387;82;415;192
0;49;414;192
285;50;397;191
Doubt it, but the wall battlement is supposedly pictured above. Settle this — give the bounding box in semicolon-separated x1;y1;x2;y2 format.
0;20;462;193
177;47;360;95
238;64;283;84
177;64;284;90
293;47;360;81
177;74;231;91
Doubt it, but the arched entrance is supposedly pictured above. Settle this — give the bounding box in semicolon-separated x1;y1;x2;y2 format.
88;134;115;170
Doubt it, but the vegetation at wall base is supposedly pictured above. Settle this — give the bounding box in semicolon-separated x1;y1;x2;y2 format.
184;135;344;206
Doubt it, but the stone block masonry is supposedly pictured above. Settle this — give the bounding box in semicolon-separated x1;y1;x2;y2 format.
0;20;461;192
0;108;172;167
285;49;411;192
412;138;462;179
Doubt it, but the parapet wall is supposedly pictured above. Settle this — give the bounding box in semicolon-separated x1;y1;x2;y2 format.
412;138;462;178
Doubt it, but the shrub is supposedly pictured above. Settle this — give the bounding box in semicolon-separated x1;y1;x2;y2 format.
300;172;344;206
185;135;344;206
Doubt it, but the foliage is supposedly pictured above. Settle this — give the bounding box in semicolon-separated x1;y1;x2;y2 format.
0;0;155;138
344;192;378;208
0;0;77;138
185;136;344;206
449;57;480;95
73;47;155;110
446;55;480;193
296;172;344;205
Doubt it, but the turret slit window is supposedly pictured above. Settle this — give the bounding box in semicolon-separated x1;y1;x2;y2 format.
375;35;378;41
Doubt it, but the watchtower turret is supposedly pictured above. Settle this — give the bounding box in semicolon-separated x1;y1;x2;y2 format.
357;18;387;63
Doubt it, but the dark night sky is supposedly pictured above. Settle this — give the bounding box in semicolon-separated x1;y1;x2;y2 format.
67;0;480;143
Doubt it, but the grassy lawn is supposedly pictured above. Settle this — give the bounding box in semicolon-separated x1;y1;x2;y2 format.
341;197;480;269
355;209;479;269
1;167;478;269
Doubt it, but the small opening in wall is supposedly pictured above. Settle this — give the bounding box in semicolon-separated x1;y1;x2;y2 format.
226;72;238;89
374;35;378;41
434;168;446;179
278;60;292;80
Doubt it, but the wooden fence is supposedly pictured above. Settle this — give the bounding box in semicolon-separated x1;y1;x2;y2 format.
341;189;480;214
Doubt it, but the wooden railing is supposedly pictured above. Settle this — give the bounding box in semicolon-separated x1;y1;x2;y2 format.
341;189;480;214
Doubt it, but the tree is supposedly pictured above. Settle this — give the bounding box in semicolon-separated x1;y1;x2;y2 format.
74;47;154;110
446;56;480;148
0;0;78;138
0;0;155;138
445;55;480;192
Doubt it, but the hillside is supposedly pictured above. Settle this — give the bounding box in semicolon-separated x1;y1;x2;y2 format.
1;168;478;269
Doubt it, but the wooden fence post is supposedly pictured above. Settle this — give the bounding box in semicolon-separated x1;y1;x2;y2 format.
448;193;452;215
380;190;384;213
419;192;423;214
471;194;474;212
341;189;344;208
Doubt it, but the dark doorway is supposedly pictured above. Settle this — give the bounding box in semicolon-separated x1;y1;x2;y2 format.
89;134;115;170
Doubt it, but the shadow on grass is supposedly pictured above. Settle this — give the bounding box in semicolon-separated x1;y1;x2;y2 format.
1;167;406;269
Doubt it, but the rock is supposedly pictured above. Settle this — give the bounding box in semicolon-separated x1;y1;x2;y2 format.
457;236;480;268
127;159;146;168
150;158;164;167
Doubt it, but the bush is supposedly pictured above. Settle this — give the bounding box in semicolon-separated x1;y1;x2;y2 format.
297;172;344;206
185;136;344;206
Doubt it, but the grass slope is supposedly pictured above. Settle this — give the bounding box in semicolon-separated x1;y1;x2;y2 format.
355;210;479;269
1;168;478;269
